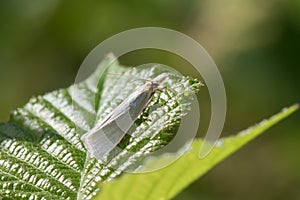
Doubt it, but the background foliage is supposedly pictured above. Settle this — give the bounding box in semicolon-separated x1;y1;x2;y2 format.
0;1;299;199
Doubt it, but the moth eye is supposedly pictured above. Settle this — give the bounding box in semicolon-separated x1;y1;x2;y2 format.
153;82;159;88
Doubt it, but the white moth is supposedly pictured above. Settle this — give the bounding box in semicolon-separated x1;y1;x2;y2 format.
81;73;169;160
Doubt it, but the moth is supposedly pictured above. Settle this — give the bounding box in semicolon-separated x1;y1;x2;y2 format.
81;73;169;160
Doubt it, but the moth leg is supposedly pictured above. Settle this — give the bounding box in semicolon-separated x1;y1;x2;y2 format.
140;95;155;122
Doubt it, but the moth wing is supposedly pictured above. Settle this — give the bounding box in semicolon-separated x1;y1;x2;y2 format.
82;100;138;160
81;119;130;160
81;85;153;160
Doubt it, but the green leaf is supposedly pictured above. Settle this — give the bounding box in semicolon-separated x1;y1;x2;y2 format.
0;55;202;199
95;104;299;200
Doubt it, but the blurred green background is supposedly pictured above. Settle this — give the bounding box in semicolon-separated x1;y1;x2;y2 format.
0;0;299;199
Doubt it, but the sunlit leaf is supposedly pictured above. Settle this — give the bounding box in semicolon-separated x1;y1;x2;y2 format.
95;104;299;200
